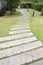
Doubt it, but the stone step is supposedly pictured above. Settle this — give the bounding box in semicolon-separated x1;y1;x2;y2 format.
0;41;42;58
0;37;37;48
16;23;29;25
0;47;43;65
10;27;29;31
9;29;31;35
12;25;29;28
29;60;43;65
0;32;33;42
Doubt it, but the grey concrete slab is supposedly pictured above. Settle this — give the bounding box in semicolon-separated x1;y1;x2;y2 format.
0;41;42;58
0;37;37;48
0;32;33;42
29;60;43;65
9;29;31;34
0;48;43;65
16;23;29;25
11;25;29;28
10;27;29;31
12;24;29;26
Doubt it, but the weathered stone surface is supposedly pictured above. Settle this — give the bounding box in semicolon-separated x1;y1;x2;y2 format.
9;29;31;34
10;27;29;31
12;24;29;28
0;37;37;48
0;32;33;42
0;41;42;58
0;48;43;65
29;60;43;65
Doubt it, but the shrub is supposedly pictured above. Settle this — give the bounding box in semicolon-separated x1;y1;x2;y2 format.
32;3;43;11
6;0;20;13
28;2;32;8
41;8;43;16
20;2;32;8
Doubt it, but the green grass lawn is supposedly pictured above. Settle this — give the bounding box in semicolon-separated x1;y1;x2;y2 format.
0;11;22;37
29;9;43;43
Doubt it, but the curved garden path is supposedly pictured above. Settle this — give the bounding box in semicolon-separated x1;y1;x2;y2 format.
0;9;43;65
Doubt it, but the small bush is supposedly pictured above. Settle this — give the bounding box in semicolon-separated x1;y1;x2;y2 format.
28;2;32;8
20;2;32;8
41;8;43;16
32;3;43;11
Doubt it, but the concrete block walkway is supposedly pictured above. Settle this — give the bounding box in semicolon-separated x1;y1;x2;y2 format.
0;9;43;65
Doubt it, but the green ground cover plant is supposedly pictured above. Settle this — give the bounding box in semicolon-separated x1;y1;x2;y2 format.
0;11;22;37
29;9;43;43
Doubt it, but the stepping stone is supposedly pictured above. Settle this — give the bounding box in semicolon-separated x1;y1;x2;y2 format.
12;24;29;27
29;60;43;65
10;27;29;31
0;32;33;42
0;37;37;48
16;23;29;25
0;41;42;58
20;23;28;24
9;29;31;35
0;47;43;65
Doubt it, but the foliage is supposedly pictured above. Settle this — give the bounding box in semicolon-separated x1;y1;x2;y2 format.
21;0;43;3
41;8;43;16
20;2;43;11
6;0;20;13
32;3;43;11
29;9;43;43
0;10;21;37
20;2;32;8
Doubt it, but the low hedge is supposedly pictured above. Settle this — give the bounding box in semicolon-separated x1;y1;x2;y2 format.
41;8;43;16
32;3;43;11
20;3;43;12
20;2;32;8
